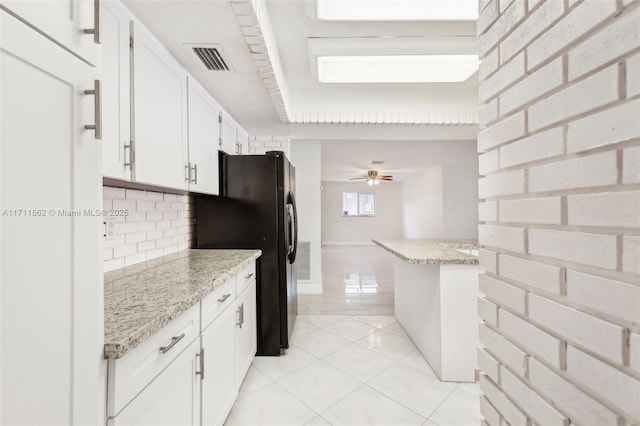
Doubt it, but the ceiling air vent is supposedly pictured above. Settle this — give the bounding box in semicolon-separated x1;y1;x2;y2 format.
192;46;230;71
371;160;385;165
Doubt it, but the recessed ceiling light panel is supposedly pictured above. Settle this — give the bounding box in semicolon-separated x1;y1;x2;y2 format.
317;0;478;21
317;55;480;83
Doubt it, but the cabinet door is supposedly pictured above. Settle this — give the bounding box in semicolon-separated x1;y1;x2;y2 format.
219;111;238;155
0;11;104;425
237;126;249;155
101;0;132;180
201;307;236;426
110;339;200;426
234;281;257;386
187;77;220;195
131;21;188;190
0;0;98;64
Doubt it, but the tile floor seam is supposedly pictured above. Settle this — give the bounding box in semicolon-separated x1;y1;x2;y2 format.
275;359;363;417
360;383;429;423
271;380;322;419
314;382;370;419
423;383;460;421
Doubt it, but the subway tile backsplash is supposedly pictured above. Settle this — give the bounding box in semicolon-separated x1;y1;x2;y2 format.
103;186;194;272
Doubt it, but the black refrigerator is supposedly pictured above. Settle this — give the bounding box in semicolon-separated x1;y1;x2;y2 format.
194;151;298;356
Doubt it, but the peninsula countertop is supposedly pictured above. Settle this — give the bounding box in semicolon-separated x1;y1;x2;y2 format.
104;249;261;359
372;239;479;265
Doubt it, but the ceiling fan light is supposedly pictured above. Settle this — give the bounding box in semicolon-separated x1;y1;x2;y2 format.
367;179;374;185
374;179;380;185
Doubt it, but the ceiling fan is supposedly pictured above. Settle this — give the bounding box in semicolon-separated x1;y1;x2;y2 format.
350;169;394;185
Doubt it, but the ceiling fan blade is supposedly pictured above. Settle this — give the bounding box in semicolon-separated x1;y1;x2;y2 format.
379;176;394;181
349;177;367;180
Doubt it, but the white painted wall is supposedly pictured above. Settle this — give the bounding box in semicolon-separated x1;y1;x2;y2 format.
443;163;479;239
322;181;403;245
401;163;478;240
401;167;444;239
290;140;323;293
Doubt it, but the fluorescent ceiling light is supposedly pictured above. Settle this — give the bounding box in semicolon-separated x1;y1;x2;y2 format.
317;55;480;83
317;0;478;21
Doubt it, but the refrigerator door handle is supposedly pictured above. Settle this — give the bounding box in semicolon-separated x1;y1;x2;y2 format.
286;204;294;257
287;192;299;264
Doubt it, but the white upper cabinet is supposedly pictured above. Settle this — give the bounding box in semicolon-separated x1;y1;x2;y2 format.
219;111;238;155
101;0;132;180
98;0;250;189
0;0;99;65
187;77;220;195
237;126;249;156
1;10;104;425
131;20;188;190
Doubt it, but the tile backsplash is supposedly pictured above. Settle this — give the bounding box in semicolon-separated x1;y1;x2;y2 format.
248;135;290;158
103;186;194;272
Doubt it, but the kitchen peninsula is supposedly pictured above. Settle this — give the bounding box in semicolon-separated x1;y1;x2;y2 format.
373;239;480;383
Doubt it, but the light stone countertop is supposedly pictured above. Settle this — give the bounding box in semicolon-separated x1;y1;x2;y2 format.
104;249;261;359
372;239;479;265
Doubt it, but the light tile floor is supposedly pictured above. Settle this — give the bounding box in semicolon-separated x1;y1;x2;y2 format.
226;315;481;426
298;245;395;315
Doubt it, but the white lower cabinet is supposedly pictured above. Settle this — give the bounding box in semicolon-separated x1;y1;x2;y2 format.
107;264;257;426
110;338;201;426
201;307;236;426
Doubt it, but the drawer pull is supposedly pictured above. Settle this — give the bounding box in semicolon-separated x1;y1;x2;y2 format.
244;273;254;280
217;293;231;304
159;333;185;354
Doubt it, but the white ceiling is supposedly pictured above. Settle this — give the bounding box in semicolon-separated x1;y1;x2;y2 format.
266;0;478;125
121;0;479;181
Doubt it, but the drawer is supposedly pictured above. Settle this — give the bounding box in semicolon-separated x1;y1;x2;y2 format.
107;303;200;417
200;276;236;332
236;262;256;295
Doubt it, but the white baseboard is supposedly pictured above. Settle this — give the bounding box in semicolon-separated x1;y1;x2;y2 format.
321;241;375;246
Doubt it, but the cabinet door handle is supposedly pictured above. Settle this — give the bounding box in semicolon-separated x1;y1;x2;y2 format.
84;80;102;140
83;0;101;44
124;141;135;171
191;164;197;184
159;333;185;354
185;163;191;183
196;348;205;380
217;293;231;304
236;304;244;329
244;273;254;280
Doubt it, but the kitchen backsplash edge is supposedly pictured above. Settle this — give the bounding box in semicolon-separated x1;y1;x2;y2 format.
102;186;194;272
